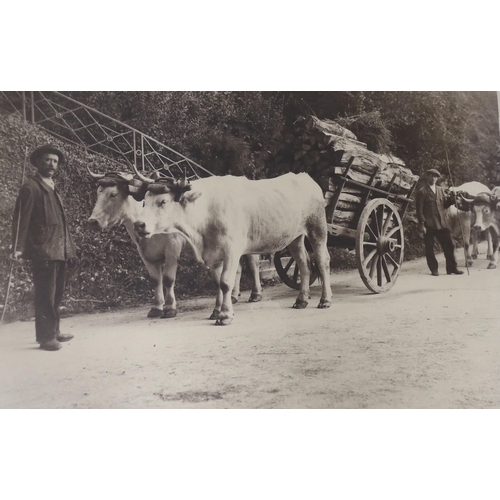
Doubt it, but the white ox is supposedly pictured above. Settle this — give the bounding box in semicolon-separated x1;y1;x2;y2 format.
133;171;332;325
460;187;500;269
446;181;492;266
87;169;262;320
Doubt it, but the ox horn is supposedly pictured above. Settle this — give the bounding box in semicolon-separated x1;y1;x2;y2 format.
132;163;156;183
87;164;105;180
459;193;475;204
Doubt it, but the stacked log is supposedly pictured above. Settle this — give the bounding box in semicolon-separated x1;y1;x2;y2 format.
261;115;419;228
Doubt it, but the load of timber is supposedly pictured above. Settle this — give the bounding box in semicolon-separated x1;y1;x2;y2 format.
262;114;418;196
260;115;418;228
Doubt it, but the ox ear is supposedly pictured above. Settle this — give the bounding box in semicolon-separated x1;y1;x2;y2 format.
179;190;202;206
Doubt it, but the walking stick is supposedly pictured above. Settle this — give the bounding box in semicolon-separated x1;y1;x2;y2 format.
445;150;469;276
1;146;29;324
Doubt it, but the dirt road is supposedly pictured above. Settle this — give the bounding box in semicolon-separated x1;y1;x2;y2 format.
1;247;498;409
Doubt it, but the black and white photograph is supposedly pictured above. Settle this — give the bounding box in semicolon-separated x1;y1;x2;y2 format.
1;91;499;409
1;4;499;499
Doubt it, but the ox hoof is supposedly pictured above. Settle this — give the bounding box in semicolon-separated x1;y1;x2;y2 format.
248;293;262;303
472;254;478;260
231;295;239;304
215;315;233;326
147;308;163;318
292;299;308;309
318;300;332;309
161;308;177;319
487;263;497;269
209;309;220;320
487;254;493;260
466;260;473;267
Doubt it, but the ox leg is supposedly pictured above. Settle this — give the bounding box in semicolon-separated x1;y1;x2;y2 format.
460;211;473;267
215;257;241;325
144;262;165;318
471;227;479;261
288;236;311;309
209;265;223;320
487;230;499;269
486;228;493;260
161;251;179;319
231;260;243;304
231;255;263;303
307;234;332;309
246;254;263;302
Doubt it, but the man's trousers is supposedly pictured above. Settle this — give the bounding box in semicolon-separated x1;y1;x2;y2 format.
31;260;66;343
423;227;458;274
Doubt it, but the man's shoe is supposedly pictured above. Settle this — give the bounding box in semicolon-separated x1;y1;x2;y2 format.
431;271;439;276
447;270;464;275
39;339;62;351
57;333;74;342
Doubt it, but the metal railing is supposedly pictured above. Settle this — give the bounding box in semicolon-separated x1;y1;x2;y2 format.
0;91;213;179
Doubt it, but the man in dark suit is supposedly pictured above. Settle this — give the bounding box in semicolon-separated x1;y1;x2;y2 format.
415;168;463;277
11;145;77;351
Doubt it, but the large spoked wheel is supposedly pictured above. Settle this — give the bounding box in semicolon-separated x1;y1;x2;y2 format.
274;240;319;290
356;198;404;293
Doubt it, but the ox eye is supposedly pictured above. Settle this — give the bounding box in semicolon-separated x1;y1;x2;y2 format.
159;200;166;207
110;193;118;198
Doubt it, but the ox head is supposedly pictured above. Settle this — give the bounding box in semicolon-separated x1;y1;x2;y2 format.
132;169;201;239
87;166;151;230
460;192;500;231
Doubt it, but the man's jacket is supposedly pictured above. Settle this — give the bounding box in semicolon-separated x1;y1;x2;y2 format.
12;174;77;261
415;184;454;230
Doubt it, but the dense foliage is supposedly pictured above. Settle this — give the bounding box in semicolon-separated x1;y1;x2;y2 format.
288;91;499;184
1;91;498;322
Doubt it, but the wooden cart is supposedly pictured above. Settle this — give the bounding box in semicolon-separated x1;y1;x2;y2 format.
274;156;419;293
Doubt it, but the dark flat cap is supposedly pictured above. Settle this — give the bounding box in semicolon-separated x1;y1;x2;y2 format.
30;144;65;167
425;168;441;177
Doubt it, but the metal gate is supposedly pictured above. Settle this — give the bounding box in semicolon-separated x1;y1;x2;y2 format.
0;91;213;179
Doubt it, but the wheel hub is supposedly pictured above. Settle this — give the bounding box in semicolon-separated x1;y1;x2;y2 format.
377;236;396;254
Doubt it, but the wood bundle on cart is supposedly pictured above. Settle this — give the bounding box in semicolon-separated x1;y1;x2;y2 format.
262;115;418;228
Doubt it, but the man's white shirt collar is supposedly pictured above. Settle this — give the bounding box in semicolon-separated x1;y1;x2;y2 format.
41;177;55;189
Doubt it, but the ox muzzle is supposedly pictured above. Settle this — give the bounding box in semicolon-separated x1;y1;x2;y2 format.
134;220;150;238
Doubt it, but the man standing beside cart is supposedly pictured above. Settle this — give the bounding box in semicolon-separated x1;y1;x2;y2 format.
10;144;77;351
416;168;463;277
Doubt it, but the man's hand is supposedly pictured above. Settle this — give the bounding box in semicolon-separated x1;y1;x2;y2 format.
67;257;80;268
10;251;22;261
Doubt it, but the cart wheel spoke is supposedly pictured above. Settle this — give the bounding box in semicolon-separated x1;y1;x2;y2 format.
283;257;294;274
366;224;378;241
381;255;392;283
373;207;381;236
369;254;379;279
382;210;395;235
385;252;400;270
363;249;378;268
386;226;402;238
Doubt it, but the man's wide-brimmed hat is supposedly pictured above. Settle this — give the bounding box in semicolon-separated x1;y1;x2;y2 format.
425;168;441;177
30;144;65;167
